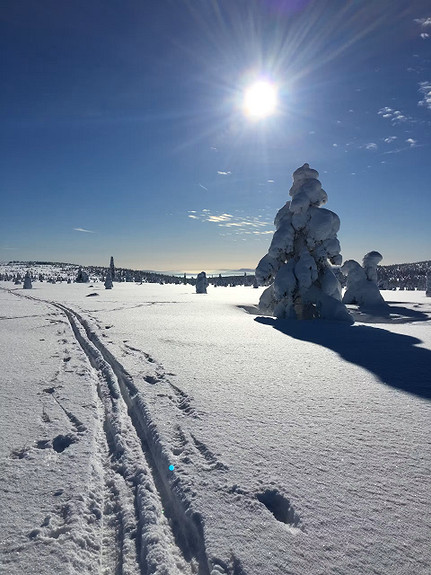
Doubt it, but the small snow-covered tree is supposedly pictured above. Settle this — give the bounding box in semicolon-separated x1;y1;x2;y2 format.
255;163;353;322
104;270;113;289
341;251;388;308
110;256;115;281
23;271;32;289
196;271;208;294
75;267;89;283
426;272;431;297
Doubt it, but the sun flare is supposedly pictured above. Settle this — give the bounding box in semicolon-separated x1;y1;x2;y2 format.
243;80;278;119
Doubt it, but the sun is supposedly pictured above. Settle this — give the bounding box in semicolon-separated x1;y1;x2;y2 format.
243;80;278;119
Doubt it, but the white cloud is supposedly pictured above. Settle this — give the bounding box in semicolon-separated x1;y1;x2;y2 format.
199;183;208;191
332;143;338;148
217;171;232;176
421;33;430;39
378;107;411;124
207;214;233;223
365;142;378;151
187;209;273;235
414;17;431;27
384;136;397;143
406;138;417;147
73;227;95;233
418;81;431;109
267;179;275;183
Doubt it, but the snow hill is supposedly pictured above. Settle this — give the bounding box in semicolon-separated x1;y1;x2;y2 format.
0;279;430;575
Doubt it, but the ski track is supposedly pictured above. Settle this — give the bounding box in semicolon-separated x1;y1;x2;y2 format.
6;289;221;575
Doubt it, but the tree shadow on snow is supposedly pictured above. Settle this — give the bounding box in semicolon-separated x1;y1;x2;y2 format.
255;317;431;400
348;304;430;324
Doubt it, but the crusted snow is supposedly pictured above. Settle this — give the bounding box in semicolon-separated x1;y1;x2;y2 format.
0;281;430;575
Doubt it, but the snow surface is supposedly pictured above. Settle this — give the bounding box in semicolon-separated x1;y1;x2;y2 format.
1;281;430;575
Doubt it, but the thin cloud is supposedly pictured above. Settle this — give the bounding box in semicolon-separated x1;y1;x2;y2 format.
207;214;233;223
418;81;431;110
384;136;397;143
73;227;95;233
421;33;430;39
217;171;232;176
365;142;378;151
187;209;273;236
199;183;209;191
414;17;431;27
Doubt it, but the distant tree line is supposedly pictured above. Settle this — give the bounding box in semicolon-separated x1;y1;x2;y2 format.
1;260;430;290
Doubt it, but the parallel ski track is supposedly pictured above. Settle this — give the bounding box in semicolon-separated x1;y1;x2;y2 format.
6;289;211;575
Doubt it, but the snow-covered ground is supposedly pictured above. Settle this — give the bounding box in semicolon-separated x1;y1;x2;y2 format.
1;281;430;575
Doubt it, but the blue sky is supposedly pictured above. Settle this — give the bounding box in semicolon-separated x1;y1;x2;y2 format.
1;0;430;273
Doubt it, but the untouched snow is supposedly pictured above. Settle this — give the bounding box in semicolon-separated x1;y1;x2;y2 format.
1;281;430;575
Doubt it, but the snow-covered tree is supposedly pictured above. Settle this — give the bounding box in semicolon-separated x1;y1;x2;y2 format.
110;256;115;281
75;267;89;283
23;271;32;289
196;271;208;294
341;251;388;308
426;272;431;297
255;163;353;322
104;270;113;289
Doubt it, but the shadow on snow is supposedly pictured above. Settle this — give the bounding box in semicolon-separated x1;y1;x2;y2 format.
255;316;431;401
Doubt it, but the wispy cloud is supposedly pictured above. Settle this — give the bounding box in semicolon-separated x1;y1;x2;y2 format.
406;138;417;147
414;17;431;27
73;227;95;233
418;81;431;110
207;214;233;223
414;18;431;38
199;183;208;191
217;171;231;176
187;210;273;236
365;142;378;151
384;136;397;143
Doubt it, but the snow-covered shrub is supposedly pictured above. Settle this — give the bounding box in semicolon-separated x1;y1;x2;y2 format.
196;271;208;294
104;271;113;289
23;271;32;289
341;251;388;308
255;163;353;322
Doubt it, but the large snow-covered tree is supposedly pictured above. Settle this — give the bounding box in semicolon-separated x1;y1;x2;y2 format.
255;163;353;322
109;256;115;281
426;272;431;297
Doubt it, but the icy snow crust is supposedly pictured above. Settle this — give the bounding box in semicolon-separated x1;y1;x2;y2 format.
1;281;430;575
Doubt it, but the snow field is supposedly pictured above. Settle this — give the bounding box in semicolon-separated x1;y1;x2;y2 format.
1;282;430;575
